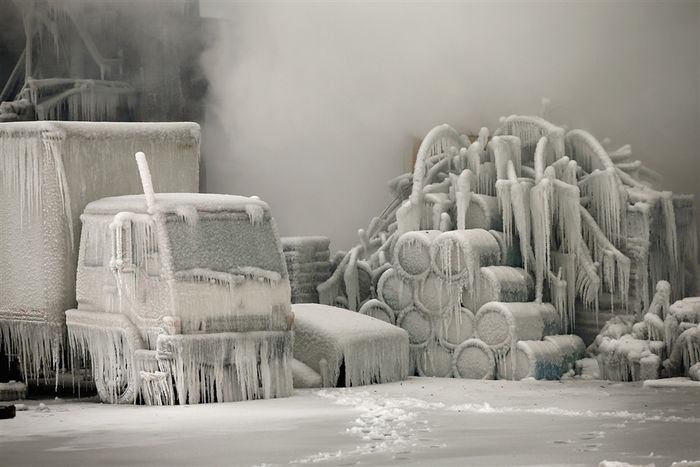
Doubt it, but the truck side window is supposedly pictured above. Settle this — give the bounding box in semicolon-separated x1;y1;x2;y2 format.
131;223;161;277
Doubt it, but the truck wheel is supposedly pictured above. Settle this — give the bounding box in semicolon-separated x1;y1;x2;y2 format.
92;337;138;404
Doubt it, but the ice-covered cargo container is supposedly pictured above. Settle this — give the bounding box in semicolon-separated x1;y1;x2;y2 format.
0;122;200;378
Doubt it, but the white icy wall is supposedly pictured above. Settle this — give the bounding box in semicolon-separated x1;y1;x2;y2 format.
200;1;700;254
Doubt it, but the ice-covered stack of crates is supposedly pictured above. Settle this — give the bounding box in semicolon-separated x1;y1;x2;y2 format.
281;236;333;304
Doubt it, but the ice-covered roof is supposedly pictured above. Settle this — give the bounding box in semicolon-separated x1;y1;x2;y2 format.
0;121;200;140
84;193;269;215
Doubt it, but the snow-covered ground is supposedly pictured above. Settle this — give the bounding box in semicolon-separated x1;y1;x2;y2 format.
2;377;699;467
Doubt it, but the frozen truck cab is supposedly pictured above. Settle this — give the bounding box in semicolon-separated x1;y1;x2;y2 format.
65;155;294;405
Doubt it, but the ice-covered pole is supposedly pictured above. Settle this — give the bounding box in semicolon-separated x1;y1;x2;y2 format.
135;151;156;213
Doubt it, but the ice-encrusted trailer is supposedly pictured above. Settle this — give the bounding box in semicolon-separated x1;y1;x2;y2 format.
66;153;295;404
0;122;200;380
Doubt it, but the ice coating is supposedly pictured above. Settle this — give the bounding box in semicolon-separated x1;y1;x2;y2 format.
0;122;200;380
452;338;495;379
292;304;409;387
158;331;293;404
313;114;697;382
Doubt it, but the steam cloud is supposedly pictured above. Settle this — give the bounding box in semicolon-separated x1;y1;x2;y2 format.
198;2;698;251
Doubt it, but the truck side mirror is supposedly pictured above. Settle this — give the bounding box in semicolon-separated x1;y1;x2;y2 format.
109;212;134;274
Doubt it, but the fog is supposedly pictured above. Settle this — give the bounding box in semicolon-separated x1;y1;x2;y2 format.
199;2;697;251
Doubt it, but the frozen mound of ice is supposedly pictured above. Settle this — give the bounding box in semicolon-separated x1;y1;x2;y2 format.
589;281;700;382
0;122;200;381
292;303;409;387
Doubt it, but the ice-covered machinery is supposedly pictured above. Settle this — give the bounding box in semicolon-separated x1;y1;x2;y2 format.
65;153;295;404
0;122;200;380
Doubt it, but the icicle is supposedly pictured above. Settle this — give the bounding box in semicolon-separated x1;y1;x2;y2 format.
496;179;514;246
576;240;600;313
500;135;522;177
466;142;482;175
579;167;627;248
501;115;565;162
478;127;490;149
159;331;293;404
455;169;473;230
565;129;616;173
478;162;496;196
489;136;511;181
175;205;199;226
580;206;631;308
552;179;581;256
0;322;63;383
530;178;553;302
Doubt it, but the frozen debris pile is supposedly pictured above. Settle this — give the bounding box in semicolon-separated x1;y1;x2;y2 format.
589;281;700;381
281;236;332;303
319;113;698;381
0;122;200;383
292;303;409;387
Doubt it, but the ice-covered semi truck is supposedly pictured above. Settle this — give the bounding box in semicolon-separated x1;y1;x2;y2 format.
66;152;295;404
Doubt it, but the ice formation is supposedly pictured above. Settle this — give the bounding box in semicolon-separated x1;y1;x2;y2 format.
282;236;332;304
0;122;200;382
319;113;698;382
588;281;700;381
292;304;409;387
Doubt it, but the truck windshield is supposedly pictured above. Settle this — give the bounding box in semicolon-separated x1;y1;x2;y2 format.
165;212;285;278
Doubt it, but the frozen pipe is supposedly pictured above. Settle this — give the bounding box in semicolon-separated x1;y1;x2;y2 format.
452;338;496;379
474;301;561;356
472;266;534;312
488;230;523;267
393;230;442;280
416;340;454;378
376;267;414;313
465;194;502;231
497;340;562;380
565;129;615;173
543;334;586;373
430;229;501;285
359;299;395;325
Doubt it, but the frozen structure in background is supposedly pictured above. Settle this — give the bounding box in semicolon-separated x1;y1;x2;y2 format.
590;280;700;381
0;122;200;381
319;114;698;381
65;152;295;404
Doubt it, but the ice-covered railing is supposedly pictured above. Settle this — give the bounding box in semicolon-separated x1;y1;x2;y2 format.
28;78;135;121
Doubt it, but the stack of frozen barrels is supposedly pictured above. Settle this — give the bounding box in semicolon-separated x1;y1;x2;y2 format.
359;227;585;380
281;236;333;304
